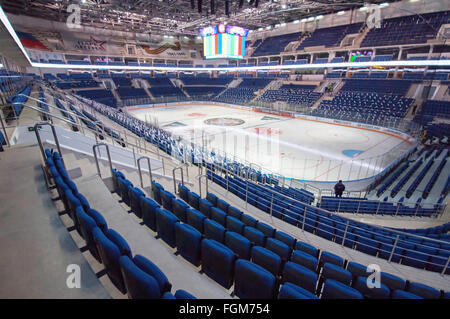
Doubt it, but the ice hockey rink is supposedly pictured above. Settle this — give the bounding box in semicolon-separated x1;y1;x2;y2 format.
127;103;415;184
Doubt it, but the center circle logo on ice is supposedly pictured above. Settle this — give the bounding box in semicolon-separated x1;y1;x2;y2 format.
204;117;245;126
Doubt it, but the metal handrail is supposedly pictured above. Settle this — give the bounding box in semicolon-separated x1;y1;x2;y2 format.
34;122;65;169
198;174;208;198
137;156;153;188
93;143;113;179
172;165;185;194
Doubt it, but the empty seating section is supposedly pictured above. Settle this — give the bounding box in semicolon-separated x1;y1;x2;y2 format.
257;84;321;107
420;100;450;119
214;78;272;104
76;89;117;108
298;23;362;50
114;167;449;298
361;11;450;47
207;171;450;274
252;32;302;57
43;149;196;299
145;77;186;99
314;91;413;123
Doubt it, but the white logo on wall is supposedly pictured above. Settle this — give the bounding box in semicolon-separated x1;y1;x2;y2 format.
66;264;81;288
67;4;82;29
366;3;382;29
366;264;381;288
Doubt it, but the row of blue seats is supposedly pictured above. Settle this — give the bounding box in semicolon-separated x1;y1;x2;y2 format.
376;161;410;197
44;149;196;299
319;196;437;217
405;158;435;198
112;169;316;298
53;98;78;132
207;171;450;273
7;85;32;119
79;108;125;147
114;168;449;298
390;159;424;198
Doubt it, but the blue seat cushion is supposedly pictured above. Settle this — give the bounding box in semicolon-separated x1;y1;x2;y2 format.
133;254;172;294
290;250;318;272
278;282;318;299
234;259;277;299
282;261;318;293
201;239;236;289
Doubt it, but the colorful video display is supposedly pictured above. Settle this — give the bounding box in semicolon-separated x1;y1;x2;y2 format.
201;24;247;59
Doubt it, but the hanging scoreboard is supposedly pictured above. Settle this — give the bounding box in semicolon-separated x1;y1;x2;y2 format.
201;24;248;59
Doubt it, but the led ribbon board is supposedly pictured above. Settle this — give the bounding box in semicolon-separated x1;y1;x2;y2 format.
201;24;247;59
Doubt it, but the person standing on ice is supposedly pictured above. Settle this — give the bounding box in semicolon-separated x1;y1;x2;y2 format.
334;180;345;197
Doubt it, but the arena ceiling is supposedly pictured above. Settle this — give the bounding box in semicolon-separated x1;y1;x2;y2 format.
1;0;396;36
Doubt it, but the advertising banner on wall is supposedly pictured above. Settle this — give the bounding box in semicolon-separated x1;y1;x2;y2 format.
60;32;122;55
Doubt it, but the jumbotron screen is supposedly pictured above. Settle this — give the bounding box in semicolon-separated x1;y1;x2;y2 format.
201;24;248;59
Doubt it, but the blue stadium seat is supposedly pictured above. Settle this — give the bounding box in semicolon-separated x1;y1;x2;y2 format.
352;276;390;299
151;181;164;204
407;282;441;299
278;282;318;299
265;238;291;261
380;272;406;291
321;279;363;299
199;198;213;218
186;208;206;233
92;227;127;293
171;198;189;222
226;216;245;234
119;178;133;206
206;192;218;206
228;206;243;220
178;184;190;202
274;231;296;249
210;207;227;226
204;219;226;243
241;214;258;228
216;198;230;213
256;222;276;238
201;239;236;289
234;259;277;299
251;246;282;276
160;190;175;211
320;262;352;286
86;208;108;232
295;241;319;258
141;197;160;231
155;208;179;247
346;261;368;280
243;226;266;247
391;289;423;299
187;191;200;210
129;187;145;218
175;223;202;266
225;231;252;260
119;256;162;299
319;251;344;268
76;207;101;262
132;254;172;294
282;261;318;294
290;250;318;272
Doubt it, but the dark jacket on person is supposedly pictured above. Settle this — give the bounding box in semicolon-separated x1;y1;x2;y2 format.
334;182;345;196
